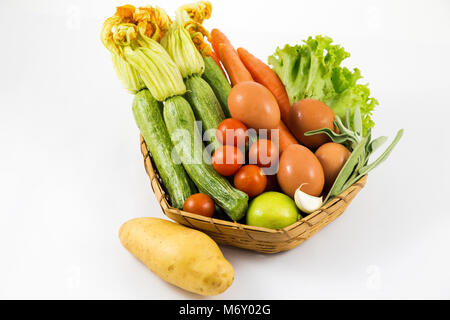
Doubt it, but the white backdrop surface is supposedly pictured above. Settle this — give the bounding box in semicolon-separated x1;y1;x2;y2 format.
0;0;449;299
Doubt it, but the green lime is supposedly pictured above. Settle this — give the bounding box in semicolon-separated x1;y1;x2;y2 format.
246;192;300;230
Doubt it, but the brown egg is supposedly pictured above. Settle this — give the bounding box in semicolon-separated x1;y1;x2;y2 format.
288;99;336;149
315;142;351;192
228;82;280;130
277;144;325;198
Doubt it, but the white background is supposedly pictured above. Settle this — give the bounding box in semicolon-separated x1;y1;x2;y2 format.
1;0;449;299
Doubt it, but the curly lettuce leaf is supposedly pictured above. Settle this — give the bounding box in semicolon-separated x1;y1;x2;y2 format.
269;35;378;134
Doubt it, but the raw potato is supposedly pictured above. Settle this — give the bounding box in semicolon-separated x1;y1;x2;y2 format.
119;218;234;296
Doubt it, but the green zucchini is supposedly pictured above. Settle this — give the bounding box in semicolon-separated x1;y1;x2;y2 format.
202;56;232;118
163;96;249;221
132;90;194;209
184;75;225;154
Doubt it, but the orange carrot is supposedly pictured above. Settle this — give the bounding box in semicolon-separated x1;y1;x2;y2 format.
237;47;292;124
218;44;253;86
212;31;298;152
211;29;234;58
237;47;298;152
272;122;298;153
211;29;253;86
206;49;227;77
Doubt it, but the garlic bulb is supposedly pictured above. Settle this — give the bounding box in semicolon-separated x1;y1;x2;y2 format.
294;184;323;214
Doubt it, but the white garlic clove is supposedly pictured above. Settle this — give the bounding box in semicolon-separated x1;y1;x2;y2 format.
294;184;323;214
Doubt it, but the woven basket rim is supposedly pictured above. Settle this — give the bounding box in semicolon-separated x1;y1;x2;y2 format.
139;134;367;235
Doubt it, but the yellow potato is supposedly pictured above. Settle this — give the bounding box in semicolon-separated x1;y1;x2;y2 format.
119;218;234;296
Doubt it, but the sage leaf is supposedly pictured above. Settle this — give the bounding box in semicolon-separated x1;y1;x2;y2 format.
363;129;372;164
345;108;351;129
325;136;369;202
334;116;360;148
335;116;355;137
305;128;352;145
358;129;404;176
342;129;404;190
353;106;363;136
368;136;388;154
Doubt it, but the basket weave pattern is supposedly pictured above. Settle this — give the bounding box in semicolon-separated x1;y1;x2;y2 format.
140;135;367;253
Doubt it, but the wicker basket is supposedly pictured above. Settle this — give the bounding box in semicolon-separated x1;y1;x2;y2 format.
140;135;367;254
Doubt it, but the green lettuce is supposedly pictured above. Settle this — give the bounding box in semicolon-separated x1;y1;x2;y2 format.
268;35;378;135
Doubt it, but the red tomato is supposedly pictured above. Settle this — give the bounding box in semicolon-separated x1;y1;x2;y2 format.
234;165;267;197
183;193;215;217
216;118;248;147
212;145;244;176
249;139;279;168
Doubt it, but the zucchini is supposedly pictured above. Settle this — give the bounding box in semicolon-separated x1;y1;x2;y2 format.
163;96;249;221
202;56;232;118
132;90;194;209
184;75;225;154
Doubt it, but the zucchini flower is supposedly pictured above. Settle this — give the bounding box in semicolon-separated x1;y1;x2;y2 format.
116;24;186;101
101;5;145;94
161;4;209;78
178;1;212;24
115;5;136;23
102;6;186;101
134;6;172;42
176;2;215;58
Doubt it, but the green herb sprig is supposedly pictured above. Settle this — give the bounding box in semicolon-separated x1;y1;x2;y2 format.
306;107;404;202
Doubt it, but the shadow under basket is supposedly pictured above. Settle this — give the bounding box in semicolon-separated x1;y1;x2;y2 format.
140;135;367;254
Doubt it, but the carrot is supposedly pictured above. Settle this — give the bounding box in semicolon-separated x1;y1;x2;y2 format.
218;43;253;86
272;122;298;153
212;31;298;152
211;29;234;58
237;47;297;152
237;47;291;124
211;29;253;86
207;49;227;76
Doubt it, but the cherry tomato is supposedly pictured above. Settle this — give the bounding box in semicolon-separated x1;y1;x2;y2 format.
212;145;244;176
216;118;248;147
249;139;279;168
183;193;215;218
234;165;267;197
